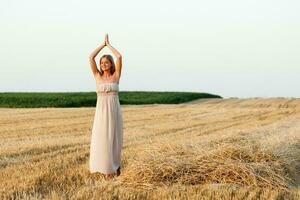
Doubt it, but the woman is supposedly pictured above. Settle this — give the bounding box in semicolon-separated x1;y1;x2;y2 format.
88;33;123;180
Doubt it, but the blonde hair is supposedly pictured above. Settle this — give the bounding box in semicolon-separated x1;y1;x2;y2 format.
99;54;116;76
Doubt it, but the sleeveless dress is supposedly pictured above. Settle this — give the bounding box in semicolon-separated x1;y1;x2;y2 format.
89;82;123;174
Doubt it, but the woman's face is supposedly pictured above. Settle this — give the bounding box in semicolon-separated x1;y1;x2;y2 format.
100;57;112;71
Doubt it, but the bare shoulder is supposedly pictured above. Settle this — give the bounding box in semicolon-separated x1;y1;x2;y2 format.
93;71;102;83
112;72;121;83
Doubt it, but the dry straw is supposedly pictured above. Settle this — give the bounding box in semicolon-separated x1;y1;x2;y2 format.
118;139;292;190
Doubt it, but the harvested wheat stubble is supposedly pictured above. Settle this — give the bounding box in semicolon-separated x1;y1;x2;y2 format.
118;138;292;190
0;98;300;199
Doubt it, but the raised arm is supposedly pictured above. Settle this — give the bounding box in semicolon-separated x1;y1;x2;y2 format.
89;39;106;77
105;34;122;79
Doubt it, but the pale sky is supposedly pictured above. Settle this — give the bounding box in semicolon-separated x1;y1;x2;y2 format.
0;0;299;98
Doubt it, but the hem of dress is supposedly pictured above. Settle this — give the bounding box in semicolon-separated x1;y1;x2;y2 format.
89;165;120;175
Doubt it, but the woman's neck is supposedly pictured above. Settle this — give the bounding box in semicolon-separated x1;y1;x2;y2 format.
102;71;112;78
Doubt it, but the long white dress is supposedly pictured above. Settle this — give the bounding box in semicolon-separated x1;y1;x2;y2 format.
89;82;123;174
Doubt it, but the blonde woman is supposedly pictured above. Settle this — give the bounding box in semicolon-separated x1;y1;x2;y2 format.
88;34;123;179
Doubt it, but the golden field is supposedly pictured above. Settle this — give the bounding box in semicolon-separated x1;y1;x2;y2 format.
0;98;300;199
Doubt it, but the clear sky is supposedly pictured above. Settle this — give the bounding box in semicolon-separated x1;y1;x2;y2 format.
0;0;299;98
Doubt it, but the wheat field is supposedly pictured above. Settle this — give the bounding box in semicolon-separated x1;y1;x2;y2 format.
0;98;300;199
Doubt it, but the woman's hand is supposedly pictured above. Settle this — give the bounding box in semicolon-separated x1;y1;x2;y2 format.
101;34;106;46
103;33;121;59
105;33;110;46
